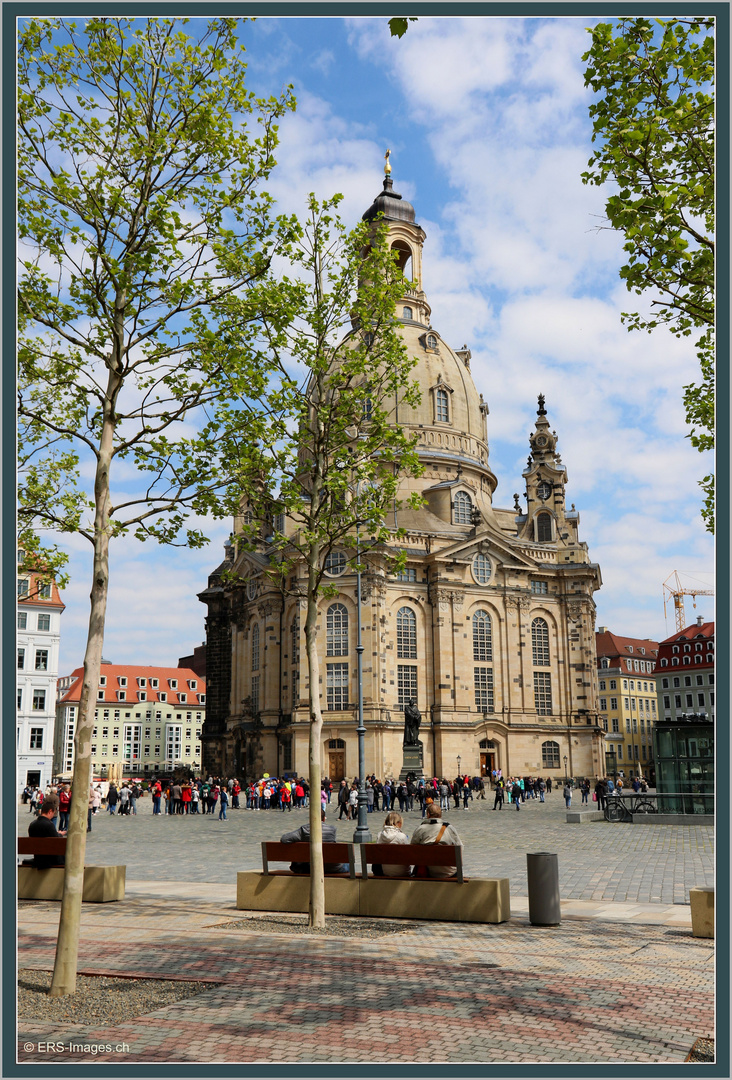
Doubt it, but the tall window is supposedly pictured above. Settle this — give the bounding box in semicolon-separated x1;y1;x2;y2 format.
35;649;48;671
472;611;492;661
397;607;417;658
37;613;50;631
536;512;552;542
531;618;550;666
403;306;413;319
327;604;349;656
29;728;44;749
251;624;260;670
434;388;448;423
32;689;46;711
17;612;27;629
326;663;349;711
397;665;418;707
474;668;494;713
541;740;560;769
453;490;473;524
534;672;552;715
291;617;300;663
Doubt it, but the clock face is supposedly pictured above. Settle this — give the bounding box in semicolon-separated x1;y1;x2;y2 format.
537;481;552;501
536;435;547;447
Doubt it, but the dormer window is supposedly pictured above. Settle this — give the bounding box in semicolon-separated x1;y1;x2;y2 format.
119;676;127;687
178;693;187;703
159;692;167;702
189;680;197;690
627;646;633;653
99;676;107;687
169;679;178;689
427;333;438;349
151;678;159;688
436;387;449;423
199;694;206;704
97;689;105;700
139;691;147;701
403;306;413;319
117;690;126;701
138;677;147;687
453;490;473;525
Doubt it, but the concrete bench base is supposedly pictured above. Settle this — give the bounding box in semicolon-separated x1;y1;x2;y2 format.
360;876;510;923
566;810;605;823
237;872;510;923
689;886;714;938
18;865;126;903
237;872;359;915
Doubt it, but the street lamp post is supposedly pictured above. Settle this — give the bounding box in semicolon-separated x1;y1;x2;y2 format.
352;494;371;845
563;754;568;779
457;755;461;778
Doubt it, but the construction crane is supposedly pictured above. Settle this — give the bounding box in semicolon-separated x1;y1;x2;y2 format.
663;571;714;634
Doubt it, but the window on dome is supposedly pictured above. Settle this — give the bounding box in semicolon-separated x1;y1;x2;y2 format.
403;306;413;319
436;387;449;422
427;333;438;349
453;490;473;525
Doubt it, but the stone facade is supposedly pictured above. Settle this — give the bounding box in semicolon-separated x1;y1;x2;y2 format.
199;173;606;783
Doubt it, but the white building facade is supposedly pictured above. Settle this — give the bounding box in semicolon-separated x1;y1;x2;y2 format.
17;568;64;792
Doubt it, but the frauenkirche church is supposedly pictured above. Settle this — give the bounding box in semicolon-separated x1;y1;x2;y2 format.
200;166;606;783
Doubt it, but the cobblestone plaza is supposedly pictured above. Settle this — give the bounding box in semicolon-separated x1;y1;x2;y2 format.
17;796;718;1070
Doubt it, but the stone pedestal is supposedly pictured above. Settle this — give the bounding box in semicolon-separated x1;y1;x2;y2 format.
399;742;424;781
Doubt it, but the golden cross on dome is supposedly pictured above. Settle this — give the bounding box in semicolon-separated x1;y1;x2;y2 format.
384;148;392;175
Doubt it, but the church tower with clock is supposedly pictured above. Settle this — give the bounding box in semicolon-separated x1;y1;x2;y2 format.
199;167;605;785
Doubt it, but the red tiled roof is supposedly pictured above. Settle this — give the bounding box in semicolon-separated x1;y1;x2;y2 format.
17;572;65;611
595;630;659;666
655;622;714;669
57;665;206;706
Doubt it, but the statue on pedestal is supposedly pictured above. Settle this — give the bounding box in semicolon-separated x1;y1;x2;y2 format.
403;699;422;746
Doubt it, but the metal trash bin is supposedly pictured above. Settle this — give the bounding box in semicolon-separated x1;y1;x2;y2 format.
527;852;560;926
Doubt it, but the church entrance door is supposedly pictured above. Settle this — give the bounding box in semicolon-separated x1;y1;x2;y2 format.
480;752;496;777
329;752;345;781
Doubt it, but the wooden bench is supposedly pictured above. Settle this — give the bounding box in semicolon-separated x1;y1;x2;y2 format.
236;840;510;923
237;842;359;915
358;843;509;923
18;837;126;903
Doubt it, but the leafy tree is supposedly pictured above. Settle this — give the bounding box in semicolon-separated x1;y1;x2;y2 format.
388;17;418;38
582;17;714;530
213;194;422;927
18;15;294;995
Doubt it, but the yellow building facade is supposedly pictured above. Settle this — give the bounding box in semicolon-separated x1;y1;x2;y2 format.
200;173;605;783
595;629;659;782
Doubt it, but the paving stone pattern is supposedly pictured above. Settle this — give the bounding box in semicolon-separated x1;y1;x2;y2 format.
30;790;714;904
18;894;714;1066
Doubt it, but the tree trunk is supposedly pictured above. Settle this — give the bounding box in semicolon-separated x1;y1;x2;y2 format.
49;381;116;996
305;580;325;928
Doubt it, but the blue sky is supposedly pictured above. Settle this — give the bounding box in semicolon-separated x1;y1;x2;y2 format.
47;14;714;675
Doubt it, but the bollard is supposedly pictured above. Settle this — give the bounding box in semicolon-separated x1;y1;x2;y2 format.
527;852;561;926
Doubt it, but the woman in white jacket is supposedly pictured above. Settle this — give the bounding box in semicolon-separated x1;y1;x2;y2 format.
375;811;410;877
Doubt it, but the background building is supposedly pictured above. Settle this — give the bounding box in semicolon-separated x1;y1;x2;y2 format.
55;663;206;778
200;172;606;784
595;628;660;781
17;561;64;791
654;617;714;723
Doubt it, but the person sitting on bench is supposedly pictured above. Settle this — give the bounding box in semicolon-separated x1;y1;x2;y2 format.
25;794;65;868
280;808;348;874
410;803;462;878
373;811;410;877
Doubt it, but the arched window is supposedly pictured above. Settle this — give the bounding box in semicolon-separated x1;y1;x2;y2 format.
473;611;492;661
251;623;260;671
683;656;690;665
324;551;346;576
532;618;550;666
397;607;417;659
453;490;473;525
328;738;345;749
672;657;679;666
326;604;348;657
601;658;610;668
427;333;438;349
541;740;560;769
479;738;495;749
403;306;413;319
391;240;413;279
660;658;668;667
536;512;552;542
436;387;449;422
695;655;702;663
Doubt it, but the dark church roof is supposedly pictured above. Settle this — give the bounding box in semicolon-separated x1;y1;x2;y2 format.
362;176;415;224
